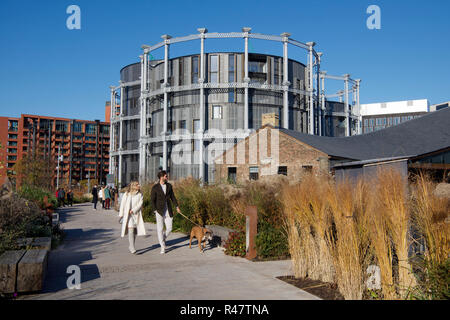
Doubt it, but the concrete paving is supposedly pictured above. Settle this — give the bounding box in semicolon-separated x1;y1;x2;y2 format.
22;203;319;300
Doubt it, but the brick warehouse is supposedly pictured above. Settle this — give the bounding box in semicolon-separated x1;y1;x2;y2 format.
215;107;450;184
214;125;330;184
0;114;110;187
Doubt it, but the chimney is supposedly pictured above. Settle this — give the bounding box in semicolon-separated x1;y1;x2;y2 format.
262;113;279;127
105;101;111;123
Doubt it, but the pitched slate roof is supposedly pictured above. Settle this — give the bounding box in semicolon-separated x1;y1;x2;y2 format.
279;106;450;161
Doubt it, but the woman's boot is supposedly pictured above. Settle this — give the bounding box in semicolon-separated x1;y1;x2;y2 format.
128;228;137;254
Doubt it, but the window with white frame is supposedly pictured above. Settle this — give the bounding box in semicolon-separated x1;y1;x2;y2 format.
210;55;218;83
212;105;223;119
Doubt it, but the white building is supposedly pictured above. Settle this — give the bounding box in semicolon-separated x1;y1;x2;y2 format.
360;99;429;133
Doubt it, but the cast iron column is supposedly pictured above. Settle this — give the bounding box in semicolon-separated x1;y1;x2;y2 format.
281;32;291;129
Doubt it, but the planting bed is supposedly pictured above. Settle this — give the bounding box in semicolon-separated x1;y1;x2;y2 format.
277;276;344;300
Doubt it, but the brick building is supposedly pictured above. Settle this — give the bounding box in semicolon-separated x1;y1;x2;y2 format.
0;114;110;187
215;107;450;184
214;125;330;184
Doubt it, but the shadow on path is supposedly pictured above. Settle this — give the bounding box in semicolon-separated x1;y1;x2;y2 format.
42;227;115;293
136;235;190;255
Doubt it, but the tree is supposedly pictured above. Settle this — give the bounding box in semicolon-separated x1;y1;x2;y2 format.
13;153;56;190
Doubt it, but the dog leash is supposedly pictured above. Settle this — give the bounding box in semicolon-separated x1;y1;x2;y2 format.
177;211;204;228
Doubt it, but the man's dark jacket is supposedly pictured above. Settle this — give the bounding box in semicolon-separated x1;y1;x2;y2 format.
91;187;98;202
151;182;178;217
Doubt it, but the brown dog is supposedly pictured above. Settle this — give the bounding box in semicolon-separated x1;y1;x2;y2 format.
189;226;213;252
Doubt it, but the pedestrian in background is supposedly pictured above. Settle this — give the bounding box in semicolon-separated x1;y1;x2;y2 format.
67;189;74;207
99;186;104;209
104;186;111;210
110;187;116;209
58;188;66;207
92;185;98;210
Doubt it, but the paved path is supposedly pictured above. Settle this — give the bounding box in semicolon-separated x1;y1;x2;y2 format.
23;203;318;300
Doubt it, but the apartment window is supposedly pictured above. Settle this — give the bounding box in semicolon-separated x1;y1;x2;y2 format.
228;54;235;75
73;122;82;133
55;121;68;132
178;59;184;86
193;139;201;151
191;56;199;84
7;156;17;161
249;167;259;180
179;120;186;130
167;121;174;133
278;166;288;176
212;105;223;119
248;61;265;73
193;119;200;133
401;116;408;122
101;125;109;135
85;123;96;134
228;167;237;184
369;119;374;126
228;54;235;102
8;134;18;139
274;59;280;85
210;55;218;83
7;141;17;147
143;118;150;136
364;119;368;127
8;121;18;132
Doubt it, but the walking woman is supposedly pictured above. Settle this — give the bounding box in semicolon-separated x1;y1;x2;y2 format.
92;185;98;210
119;181;146;254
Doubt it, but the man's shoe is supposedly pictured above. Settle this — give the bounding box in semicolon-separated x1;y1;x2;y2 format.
160;247;165;254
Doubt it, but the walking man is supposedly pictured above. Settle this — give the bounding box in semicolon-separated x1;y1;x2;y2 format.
58;188;66;207
150;170;181;254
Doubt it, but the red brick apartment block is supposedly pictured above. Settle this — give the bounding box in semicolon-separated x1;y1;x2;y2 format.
0;114;110;187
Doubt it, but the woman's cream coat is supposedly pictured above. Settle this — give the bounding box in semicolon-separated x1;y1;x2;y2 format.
119;191;146;237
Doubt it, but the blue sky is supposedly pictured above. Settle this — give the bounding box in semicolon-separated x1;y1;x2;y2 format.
0;0;449;121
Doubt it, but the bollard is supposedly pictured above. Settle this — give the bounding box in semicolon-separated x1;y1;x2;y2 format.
245;206;257;260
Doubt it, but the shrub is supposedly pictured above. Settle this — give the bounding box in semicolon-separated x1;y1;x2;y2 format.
0;193;48;255
256;221;289;259
18;185;58;209
73;195;92;204
408;257;449;300
224;231;246;257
